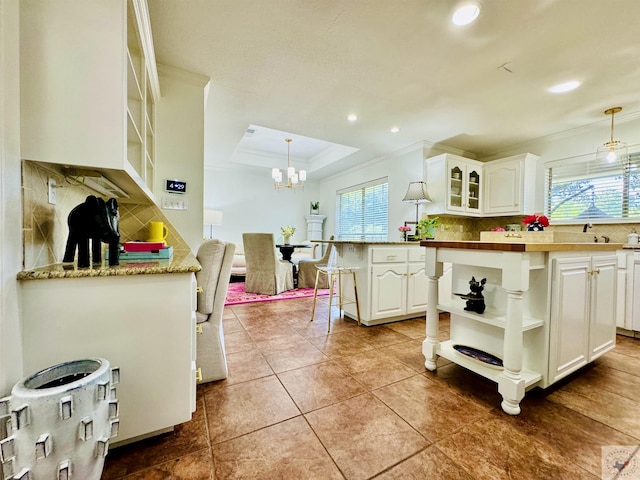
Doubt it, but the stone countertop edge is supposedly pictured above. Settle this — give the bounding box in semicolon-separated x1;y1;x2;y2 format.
418;240;626;252
17;251;201;281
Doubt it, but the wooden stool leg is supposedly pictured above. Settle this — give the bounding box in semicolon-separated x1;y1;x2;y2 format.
310;268;321;321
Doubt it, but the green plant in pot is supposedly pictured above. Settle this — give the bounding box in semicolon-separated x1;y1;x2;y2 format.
416;216;439;240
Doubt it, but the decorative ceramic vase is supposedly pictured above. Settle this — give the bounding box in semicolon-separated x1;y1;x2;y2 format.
527;222;544;231
0;358;120;480
283;235;291;245
421;225;437;239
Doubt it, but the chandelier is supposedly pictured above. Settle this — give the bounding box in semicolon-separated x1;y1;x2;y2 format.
271;138;306;190
596;107;628;163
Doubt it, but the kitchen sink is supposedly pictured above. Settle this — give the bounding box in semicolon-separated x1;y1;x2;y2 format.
480;231;597;243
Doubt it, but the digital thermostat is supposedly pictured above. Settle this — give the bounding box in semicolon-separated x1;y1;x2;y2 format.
165;179;187;194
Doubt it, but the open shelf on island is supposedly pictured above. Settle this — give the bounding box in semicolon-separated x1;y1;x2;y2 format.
438;301;544;331
438;340;542;388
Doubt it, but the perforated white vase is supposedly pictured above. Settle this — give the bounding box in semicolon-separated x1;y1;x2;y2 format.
0;358;119;480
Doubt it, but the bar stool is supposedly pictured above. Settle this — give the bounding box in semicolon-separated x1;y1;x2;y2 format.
310;265;361;332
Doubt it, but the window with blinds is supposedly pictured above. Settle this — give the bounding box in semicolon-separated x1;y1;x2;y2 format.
545;150;640;223
336;178;388;241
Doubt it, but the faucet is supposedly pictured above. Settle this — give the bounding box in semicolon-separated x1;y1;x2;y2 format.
601;235;610;243
583;223;592;233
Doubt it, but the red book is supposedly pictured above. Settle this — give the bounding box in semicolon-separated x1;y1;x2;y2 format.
123;241;165;252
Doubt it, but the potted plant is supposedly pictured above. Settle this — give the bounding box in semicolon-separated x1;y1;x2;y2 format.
310;201;320;215
416;216;439;240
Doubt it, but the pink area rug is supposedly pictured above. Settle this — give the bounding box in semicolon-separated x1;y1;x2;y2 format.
225;282;330;306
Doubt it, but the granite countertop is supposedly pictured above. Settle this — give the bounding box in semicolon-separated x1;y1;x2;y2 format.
419;240;625;252
17;249;201;280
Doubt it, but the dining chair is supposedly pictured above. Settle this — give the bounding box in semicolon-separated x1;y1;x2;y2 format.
195;239;235;383
242;233;294;294
297;235;335;288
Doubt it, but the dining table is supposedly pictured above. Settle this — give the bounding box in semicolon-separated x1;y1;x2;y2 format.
276;243;312;287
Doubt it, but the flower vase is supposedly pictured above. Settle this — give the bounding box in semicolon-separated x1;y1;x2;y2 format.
283;235;291;245
527;222;544;232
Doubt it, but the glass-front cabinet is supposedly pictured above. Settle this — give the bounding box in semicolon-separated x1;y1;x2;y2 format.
425;154;483;217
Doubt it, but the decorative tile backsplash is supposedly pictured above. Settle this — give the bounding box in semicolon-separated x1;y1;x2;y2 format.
21;161;190;270
22;160;640;270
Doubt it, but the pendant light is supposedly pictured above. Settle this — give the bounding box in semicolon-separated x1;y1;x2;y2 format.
272;138;306;190
596;107;628;163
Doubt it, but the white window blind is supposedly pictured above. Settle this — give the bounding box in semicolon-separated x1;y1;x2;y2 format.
336;178;388;241
545;151;640;223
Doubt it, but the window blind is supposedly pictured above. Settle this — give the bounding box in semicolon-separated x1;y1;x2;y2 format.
336;178;388;241
545;151;640;223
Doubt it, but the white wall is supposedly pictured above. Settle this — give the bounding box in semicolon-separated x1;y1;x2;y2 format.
203;143;427;245
1;0;25;395
204;165;321;246
155;66;209;253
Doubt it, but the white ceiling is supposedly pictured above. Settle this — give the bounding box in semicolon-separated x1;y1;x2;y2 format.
147;0;640;179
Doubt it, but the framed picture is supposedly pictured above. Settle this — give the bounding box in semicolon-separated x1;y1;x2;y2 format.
404;221;418;241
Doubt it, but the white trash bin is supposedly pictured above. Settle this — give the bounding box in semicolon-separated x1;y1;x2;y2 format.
0;358;119;480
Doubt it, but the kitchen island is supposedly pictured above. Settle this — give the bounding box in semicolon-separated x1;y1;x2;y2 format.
421;240;622;415
17;251;201;445
316;240;438;326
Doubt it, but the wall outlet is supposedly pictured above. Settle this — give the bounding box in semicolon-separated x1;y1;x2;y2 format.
459;225;464;232
48;178;56;204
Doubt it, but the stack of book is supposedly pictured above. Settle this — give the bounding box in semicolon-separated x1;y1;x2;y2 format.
107;242;173;260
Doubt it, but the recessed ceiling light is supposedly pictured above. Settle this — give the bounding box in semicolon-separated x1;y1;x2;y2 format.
547;80;582;94
347;113;358;122
452;3;481;26
390;127;400;133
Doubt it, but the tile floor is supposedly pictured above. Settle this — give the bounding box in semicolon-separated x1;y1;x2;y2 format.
103;298;640;479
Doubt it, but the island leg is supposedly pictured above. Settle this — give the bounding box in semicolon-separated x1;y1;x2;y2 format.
498;289;525;415
423;274;441;371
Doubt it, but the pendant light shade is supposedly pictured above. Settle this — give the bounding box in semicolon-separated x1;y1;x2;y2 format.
596;107;628;164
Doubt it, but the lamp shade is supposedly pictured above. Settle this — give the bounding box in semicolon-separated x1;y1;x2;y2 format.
204;209;223;226
402;181;432;203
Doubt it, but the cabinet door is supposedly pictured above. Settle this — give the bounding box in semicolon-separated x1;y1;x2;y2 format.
447;162;466;213
466;166;482;214
406;263;428;314
589;255;617;360
370;265;406;320
549;257;591;383
483;161;521;214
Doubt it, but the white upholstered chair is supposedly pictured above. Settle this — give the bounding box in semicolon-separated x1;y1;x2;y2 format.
242;233;294;295
195;239;235;383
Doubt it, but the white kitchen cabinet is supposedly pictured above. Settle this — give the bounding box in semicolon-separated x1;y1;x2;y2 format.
20;272;197;445
483;153;539;216
20;0;159;196
422;242;621;415
548;254;617;383
326;242;431;326
424;153;483;216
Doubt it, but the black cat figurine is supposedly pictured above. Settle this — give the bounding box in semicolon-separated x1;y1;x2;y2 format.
463;276;486;314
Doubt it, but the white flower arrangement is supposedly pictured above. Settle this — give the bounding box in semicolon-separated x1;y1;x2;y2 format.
281;225;296;237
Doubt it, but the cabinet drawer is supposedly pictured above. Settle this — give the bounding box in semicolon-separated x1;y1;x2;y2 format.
408;248;426;263
371;248;407;263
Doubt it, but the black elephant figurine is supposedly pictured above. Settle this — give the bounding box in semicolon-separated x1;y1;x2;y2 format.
63;195;120;267
462;276;486;314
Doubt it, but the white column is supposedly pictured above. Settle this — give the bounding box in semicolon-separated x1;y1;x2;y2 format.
305;215;326;258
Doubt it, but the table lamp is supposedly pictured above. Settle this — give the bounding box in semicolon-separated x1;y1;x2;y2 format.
402;181;432;224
